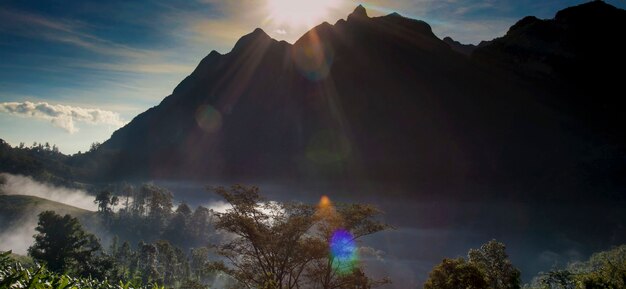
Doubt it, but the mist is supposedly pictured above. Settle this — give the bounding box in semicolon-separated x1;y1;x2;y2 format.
0;214;37;255
0;173;97;211
0;173;100;254
1;174;624;288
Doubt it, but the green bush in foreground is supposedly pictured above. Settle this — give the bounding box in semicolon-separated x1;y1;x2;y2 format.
0;251;163;289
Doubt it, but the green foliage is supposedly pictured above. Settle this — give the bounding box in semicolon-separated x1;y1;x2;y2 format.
5;183;390;289
572;244;626;289
0;251;12;269
95;191;119;215
424;258;488;289
424;240;520;289
109;184;181;244
525;245;626;289
28;211;110;278
208;185;391;289
534;270;576;289
468;240;521;289
0;255;163;289
0;139;78;186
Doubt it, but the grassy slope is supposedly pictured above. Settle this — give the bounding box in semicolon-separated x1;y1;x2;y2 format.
0;194;99;230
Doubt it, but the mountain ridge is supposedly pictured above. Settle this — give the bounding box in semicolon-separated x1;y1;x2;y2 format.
74;2;626;201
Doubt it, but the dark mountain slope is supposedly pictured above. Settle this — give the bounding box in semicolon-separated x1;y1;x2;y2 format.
474;1;626;140
82;4;626;200
443;37;477;55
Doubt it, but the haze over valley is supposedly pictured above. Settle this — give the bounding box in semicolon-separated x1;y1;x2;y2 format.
2;1;626;288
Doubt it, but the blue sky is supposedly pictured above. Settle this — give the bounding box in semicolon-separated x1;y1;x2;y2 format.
1;0;624;153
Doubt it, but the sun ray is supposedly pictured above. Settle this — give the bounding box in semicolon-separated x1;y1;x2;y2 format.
265;0;338;29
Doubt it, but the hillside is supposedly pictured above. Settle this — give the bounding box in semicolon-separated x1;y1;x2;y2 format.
15;2;623;201
474;1;626;138
0;194;97;231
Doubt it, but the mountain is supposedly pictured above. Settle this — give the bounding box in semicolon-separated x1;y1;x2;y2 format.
443;37;476;55
442;37;492;56
474;1;626;138
82;3;626;200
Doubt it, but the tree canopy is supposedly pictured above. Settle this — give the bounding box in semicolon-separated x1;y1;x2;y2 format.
424;258;488;289
468;240;521;289
28;211;110;278
207;185;390;289
424;239;520;289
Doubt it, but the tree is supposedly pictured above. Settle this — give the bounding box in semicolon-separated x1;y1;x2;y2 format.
468;240;521;289
569;244;626;289
424;258;488;289
190;247;211;281
189;206;215;244
306;201;391;289
208;185;390;289
525;245;626;289
536;270;576;289
95;190;119;214
163;202;192;247
208;185;318;289
143;184;173;229
89;142;101;152
136;241;159;284
95;190;119;227
28;211;105;276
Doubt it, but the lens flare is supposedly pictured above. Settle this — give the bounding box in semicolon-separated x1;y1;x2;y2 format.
195;105;222;134
316;194;337;218
320;195;331;208
330;229;358;274
293;31;334;81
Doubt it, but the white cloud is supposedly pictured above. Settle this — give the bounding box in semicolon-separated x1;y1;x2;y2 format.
0;173;98;211
0;173;99;254
0;101;126;133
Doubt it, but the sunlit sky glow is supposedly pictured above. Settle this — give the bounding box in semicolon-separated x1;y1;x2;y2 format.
1;0;624;153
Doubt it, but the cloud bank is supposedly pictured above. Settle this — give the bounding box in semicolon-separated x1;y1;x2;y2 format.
0;101;125;133
0;173;98;254
0;173;98;211
0;214;37;255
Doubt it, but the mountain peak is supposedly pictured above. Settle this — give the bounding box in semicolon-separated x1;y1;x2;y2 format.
231;28;273;52
555;0;619;22
348;4;369;21
249;28;270;39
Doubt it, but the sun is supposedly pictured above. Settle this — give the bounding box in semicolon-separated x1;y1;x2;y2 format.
266;0;338;29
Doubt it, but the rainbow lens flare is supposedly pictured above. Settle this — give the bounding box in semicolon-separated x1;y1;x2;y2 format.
330;229;358;274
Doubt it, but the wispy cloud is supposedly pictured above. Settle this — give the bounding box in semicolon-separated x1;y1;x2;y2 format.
0;6;201;85
70;61;194;74
0;101;126;133
0;8;157;59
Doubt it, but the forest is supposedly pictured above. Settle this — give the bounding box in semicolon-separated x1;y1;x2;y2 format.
2;182;626;289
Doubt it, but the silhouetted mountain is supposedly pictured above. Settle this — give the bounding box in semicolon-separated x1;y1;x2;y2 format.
474;1;626;139
79;3;626;201
442;37;492;56
443;37;477;55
